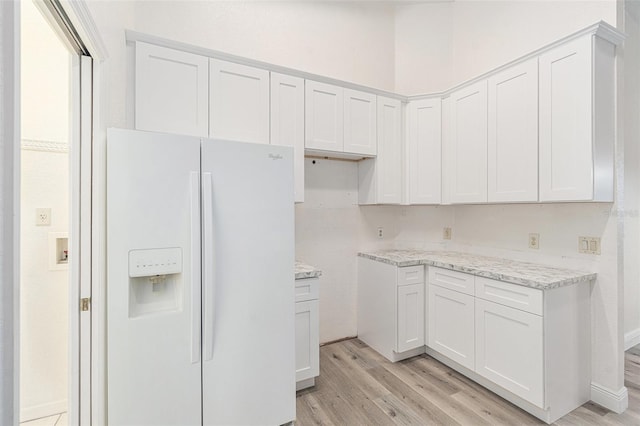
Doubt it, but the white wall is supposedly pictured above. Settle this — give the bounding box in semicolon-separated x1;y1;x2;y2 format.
395;0;617;94
20;0;71;420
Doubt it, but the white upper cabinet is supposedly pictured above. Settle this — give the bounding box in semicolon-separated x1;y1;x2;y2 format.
447;81;488;204
271;72;305;203
305;81;344;153
539;34;615;202
209;59;270;144
406;98;442;204
359;96;403;204
135;42;209;137
488;59;539;202
344;89;377;156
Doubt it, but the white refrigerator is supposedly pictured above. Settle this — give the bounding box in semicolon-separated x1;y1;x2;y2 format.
106;128;295;425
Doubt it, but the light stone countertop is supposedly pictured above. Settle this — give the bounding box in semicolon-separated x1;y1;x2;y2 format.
295;261;322;280
358;249;596;290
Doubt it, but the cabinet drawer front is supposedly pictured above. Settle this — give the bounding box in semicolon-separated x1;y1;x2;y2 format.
295;278;319;303
397;266;425;286
475;277;542;315
428;267;474;295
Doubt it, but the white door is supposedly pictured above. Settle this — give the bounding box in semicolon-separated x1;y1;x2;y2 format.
209;59;270;144
344;88;377;156
539;36;593;201
201;139;295;426
488;59;538;202
135;42;209;137
397;283;425;353
376;96;403;204
428;285;475;370
107;129;202;426
295;300;320;382
305;80;344;152
448;81;488;204
407;98;442;204
271;72;305;202
475;299;544;407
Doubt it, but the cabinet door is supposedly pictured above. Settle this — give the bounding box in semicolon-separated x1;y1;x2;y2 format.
305;81;344;152
428;285;475;370
475;299;544;408
135;42;209;137
448;81;488;204
539;36;593;201
209;59;269;144
271;73;305;202
488;59;538;202
376;96;403;204
295;300;320;382
407;98;441;204
397;283;425;353
344;89;377;156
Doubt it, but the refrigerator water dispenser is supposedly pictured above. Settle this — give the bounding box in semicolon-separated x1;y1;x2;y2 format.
128;248;183;318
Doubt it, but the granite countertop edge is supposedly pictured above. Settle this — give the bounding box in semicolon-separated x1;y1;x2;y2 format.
295;261;322;280
357;251;597;290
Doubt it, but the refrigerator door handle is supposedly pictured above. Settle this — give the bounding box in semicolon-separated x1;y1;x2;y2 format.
190;171;201;364
202;172;215;361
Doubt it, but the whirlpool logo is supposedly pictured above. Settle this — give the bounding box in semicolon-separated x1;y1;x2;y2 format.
269;153;284;160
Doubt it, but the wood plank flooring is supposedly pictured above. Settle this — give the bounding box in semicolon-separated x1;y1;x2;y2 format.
296;339;640;425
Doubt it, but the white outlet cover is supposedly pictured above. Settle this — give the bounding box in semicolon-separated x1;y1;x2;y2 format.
36;208;51;226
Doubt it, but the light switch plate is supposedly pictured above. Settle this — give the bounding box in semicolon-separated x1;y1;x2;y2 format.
578;236;601;255
443;227;452;240
529;233;540;249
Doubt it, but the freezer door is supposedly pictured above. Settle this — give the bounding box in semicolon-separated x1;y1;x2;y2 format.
201;139;296;425
107;128;202;426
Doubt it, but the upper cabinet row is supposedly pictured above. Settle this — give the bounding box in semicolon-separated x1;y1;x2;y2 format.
133;23;619;205
419;31;616;204
135;42;382;203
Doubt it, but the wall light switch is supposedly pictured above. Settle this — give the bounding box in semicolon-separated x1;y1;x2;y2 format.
579;236;601;255
528;233;540;249
443;227;452;240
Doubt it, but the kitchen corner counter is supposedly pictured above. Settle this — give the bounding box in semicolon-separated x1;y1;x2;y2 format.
295;261;322;280
358;249;596;290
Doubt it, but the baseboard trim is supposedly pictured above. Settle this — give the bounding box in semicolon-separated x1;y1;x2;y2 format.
624;328;640;350
591;383;628;413
20;399;67;422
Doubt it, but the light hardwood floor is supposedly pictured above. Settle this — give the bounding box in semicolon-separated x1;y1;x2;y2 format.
296;339;640;425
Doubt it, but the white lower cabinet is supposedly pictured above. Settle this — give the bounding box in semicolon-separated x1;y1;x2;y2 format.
397;283;425;353
475;298;544;407
425;267;591;424
357;258;425;362
295;278;319;391
428;284;475;370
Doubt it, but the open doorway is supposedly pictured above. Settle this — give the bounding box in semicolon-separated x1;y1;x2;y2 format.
20;1;72;424
19;1;93;424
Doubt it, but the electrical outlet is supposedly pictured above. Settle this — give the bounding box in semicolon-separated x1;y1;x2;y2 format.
35;208;51;226
377;227;384;239
528;233;540;249
443;227;452;240
578;236;601;255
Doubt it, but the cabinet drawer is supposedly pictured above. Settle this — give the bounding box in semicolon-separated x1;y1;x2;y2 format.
475;277;542;315
295;278;319;303
428;267;474;296
397;265;425;286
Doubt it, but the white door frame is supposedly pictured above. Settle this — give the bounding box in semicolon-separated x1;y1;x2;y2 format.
0;1;107;424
